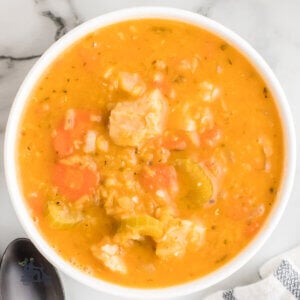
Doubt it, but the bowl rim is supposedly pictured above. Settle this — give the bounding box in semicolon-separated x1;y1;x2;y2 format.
4;6;296;299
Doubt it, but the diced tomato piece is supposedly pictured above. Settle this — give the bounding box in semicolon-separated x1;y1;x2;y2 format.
153;79;171;97
53;128;73;157
53;110;98;157
200;127;221;147
140;164;178;196
118;72;146;96
161;131;188;151
27;194;44;217
52;163;98;201
72;110;92;140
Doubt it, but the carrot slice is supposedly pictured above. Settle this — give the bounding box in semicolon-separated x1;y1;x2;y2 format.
52;163;98;201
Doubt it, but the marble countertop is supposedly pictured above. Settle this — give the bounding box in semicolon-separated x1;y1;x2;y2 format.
1;0;299;299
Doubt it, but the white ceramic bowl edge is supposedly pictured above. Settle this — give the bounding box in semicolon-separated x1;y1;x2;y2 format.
4;7;296;299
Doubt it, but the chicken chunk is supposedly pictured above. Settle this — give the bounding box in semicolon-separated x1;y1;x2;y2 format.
198;81;220;102
118;72;146;96
91;241;127;274
109;89;168;147
155;218;205;260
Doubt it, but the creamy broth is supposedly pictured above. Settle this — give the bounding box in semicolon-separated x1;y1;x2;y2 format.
17;19;283;287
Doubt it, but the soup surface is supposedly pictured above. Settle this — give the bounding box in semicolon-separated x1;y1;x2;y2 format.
17;19;283;287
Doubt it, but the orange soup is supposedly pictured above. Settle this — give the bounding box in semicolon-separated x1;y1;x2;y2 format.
17;19;283;287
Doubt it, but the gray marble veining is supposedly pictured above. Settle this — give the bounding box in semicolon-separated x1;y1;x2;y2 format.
0;0;81;132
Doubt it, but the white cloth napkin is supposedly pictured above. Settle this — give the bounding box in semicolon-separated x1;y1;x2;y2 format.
205;245;300;300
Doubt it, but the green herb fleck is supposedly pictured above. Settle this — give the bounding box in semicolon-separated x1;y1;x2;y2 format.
215;255;227;264
220;44;228;51
263;87;268;98
18;257;34;266
18;258;28;267
173;75;186;83
151;26;172;33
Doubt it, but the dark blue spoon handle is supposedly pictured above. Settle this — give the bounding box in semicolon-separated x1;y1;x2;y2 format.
0;238;64;300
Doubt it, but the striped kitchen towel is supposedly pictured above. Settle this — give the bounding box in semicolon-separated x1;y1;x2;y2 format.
205;245;300;300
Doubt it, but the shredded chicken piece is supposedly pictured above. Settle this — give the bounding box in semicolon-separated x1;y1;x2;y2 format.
91;241;127;274
96;135;109;152
178;56;199;73
199;81;220;102
118;72;146;96
155;218;205;260
109;89;168;147
83;130;97;153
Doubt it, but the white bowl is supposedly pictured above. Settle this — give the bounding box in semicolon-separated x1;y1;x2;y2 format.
4;7;296;299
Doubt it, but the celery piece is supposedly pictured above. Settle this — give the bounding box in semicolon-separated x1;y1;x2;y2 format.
174;159;213;207
47;201;83;227
118;215;163;240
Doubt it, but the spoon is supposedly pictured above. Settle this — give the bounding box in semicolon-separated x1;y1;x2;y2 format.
0;238;64;300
